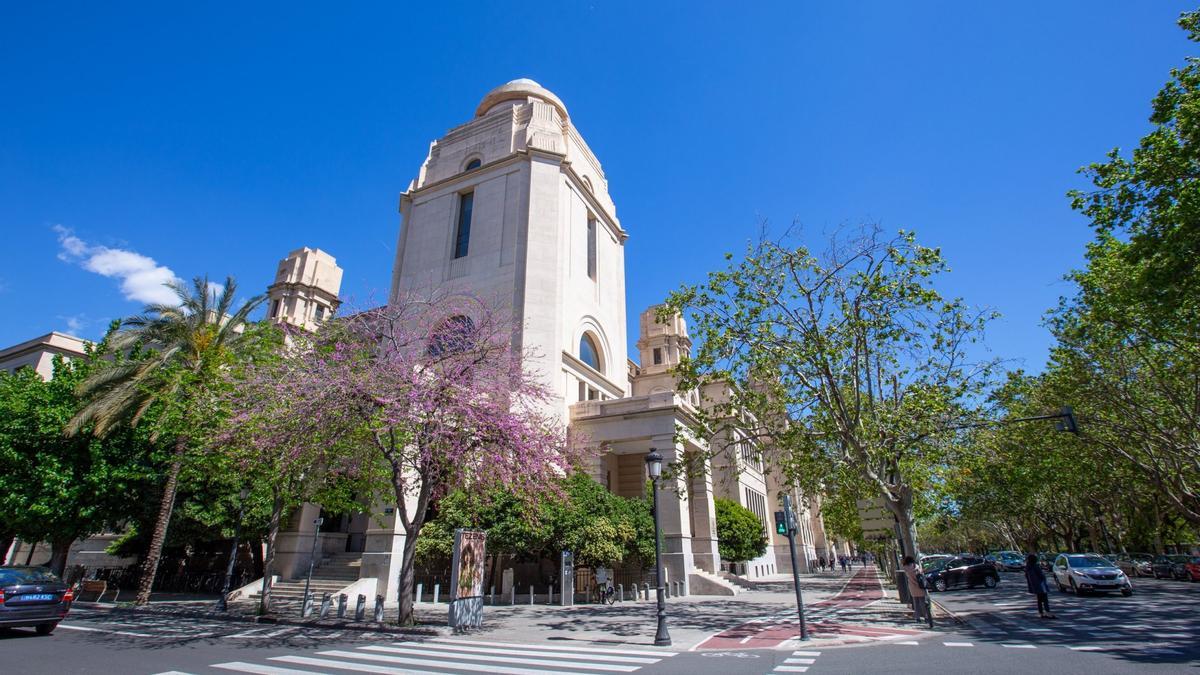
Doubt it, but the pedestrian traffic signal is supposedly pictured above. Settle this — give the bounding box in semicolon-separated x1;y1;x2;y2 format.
774;511;787;535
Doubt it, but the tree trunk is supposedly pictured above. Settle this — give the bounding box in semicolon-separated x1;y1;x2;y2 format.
259;491;283;615
135;438;187;606
48;537;75;577
397;525;419;626
1152;499;1164;554
884;486;920;562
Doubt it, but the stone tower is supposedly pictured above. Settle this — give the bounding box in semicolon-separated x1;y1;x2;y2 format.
388;79;629;419
266;247;343;331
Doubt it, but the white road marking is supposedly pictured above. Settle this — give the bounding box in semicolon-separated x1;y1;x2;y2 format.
57;623;154;638
944;641;974;647
895;641;920;645
272;656;443;674
1001;644;1037;649
774;668;808;673
391;641;659;664
317;649;590;675
739;636;753;644
357;645;640;671
226;628;270;639
212;663;320;675
152;672;197;675
1069;646;1107;651
1025;628;1053;632
784;657;816;664
433;637;677;657
791;650;822;656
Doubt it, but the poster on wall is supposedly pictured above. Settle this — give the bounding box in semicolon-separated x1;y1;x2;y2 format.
448;529;486;629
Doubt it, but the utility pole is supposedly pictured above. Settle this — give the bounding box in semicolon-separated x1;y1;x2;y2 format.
777;495;809;640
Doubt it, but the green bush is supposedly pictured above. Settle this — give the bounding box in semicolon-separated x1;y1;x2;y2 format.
715;498;768;563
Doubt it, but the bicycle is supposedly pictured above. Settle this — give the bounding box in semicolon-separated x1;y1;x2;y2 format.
594;583;617;605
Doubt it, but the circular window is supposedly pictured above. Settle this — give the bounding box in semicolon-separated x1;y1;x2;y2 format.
464;158;482;171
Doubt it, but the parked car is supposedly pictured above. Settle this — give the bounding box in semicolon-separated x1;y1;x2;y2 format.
1114;553;1154;577
923;556;1000;592
920;554;952;570
0;566;74;635
990;551;1024;571
1183;557;1200;582
1151;554;1192;580
1051;554;1133;596
1037;552;1055;572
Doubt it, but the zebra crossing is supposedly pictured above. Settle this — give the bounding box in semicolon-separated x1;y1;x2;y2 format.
211;637;677;674
770;649;820;673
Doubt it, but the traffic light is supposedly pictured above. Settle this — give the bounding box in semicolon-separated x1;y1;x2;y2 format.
774;510;787;535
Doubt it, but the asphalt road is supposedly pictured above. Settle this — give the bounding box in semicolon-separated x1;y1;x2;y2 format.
4;572;1197;674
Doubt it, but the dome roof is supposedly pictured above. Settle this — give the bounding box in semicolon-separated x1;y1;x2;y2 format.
476;78;568;119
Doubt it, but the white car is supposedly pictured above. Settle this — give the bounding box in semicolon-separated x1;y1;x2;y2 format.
1051;553;1133;596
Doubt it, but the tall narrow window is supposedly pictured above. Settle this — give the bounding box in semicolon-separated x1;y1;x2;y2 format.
454;192;474;259
586;216;597;280
579;334;601;371
653;348;662;365
271;299;281;318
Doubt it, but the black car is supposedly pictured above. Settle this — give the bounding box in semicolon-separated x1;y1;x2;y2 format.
924;556;1001;592
1151;554;1192;580
0;566;74;635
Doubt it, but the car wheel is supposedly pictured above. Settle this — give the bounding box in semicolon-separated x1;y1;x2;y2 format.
35;623;56;636
934;578;948;592
984;575;998;589
1122;588;1133;597
1070;578;1080;595
1057;577;1066;593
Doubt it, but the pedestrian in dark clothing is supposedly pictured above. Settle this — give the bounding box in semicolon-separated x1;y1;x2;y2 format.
1025;553;1055;619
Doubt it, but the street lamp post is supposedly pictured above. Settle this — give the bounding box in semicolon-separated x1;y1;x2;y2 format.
216;487;250;612
645;449;671;647
301;516;324;616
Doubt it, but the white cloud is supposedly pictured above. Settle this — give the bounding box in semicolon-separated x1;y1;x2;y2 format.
54;225;181;305
58;314;87;335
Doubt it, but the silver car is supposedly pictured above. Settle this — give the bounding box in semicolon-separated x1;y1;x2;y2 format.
1051;553;1133;596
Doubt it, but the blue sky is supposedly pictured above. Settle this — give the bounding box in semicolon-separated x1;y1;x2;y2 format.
1;1;1193;371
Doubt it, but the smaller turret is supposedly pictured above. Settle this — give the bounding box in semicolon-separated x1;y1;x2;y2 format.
266;247;343;331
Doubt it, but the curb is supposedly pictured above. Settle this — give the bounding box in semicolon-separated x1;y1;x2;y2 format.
73;602;450;636
928;597;966;626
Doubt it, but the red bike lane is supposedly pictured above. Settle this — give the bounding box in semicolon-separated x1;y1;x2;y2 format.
695;565;923;650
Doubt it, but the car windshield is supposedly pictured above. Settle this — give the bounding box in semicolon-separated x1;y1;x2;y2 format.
923;559;949;572
1067;556;1111;568
0;567;61;585
1168;555;1191;562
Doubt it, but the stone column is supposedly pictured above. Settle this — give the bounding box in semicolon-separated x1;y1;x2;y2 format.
652;437;695;594
272;503;322;580
687;455;720;573
359;492;417;608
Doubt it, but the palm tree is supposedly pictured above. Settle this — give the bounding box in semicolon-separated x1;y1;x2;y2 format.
68;276;265;606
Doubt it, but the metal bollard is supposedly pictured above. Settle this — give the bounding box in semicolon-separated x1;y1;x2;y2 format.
319;592;332;618
355;594;366;621
665;582;671;599
548;584;554;605
433;583;440;604
489;585;495;605
416;583;423;604
337;593;347;618
617;583;624;601
529;584;534;605
644;582;651;600
510;586;515;605
301;592;314;617
374;595;385;622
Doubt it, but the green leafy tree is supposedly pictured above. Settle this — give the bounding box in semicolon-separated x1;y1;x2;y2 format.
0;350;155;574
67;276;267;605
714;498;767;563
665;226;997;560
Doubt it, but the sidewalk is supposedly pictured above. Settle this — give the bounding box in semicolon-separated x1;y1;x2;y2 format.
74;566;940;650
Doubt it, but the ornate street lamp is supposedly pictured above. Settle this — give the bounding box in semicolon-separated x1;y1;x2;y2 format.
217;487;250;611
645;448;671;647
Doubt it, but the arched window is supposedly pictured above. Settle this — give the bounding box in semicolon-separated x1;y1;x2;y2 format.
579;333;602;371
464;158;482;171
429;315;476;356
581;176;593;193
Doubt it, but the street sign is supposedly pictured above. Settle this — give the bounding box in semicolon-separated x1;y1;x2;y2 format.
856;497;894;538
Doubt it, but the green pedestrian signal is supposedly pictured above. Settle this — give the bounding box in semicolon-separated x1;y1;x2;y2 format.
774;510;787;535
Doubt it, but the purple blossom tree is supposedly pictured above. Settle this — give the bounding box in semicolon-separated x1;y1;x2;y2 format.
226;293;572;624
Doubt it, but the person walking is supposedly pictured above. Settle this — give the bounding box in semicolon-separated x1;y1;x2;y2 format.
840;556;848;573
902;555;928;623
1025;553;1055;619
